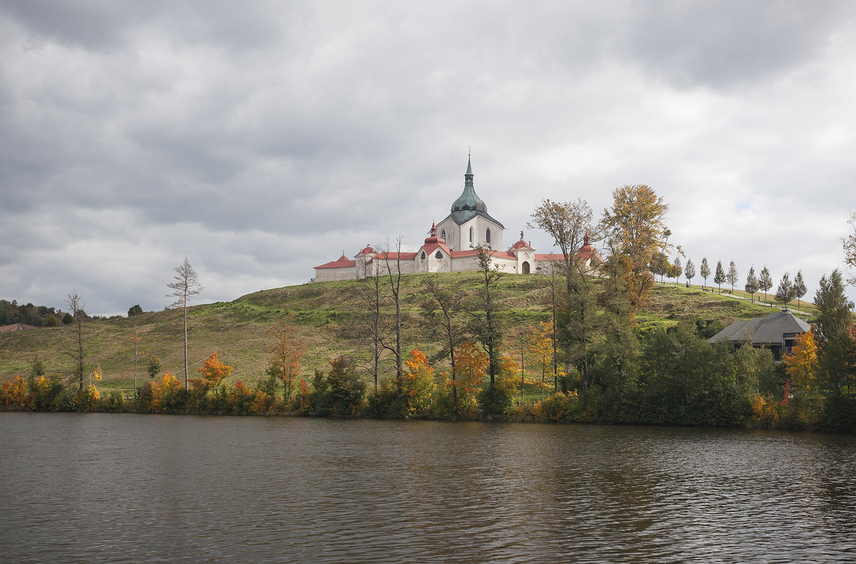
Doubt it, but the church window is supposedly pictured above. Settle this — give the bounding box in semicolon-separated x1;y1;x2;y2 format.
421;251;426;259
441;230;446;240
469;227;473;244
435;251;442;259
486;228;491;244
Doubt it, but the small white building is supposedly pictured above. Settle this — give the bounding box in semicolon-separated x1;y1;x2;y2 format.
314;156;603;282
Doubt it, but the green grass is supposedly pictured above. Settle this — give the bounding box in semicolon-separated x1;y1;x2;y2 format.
1;273;818;390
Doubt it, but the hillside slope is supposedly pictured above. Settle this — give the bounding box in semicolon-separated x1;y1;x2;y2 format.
0;274;781;391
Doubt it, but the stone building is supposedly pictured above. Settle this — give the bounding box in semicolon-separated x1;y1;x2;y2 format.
314;156;603;282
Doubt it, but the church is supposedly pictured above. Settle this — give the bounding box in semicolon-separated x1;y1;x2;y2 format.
313;155;602;282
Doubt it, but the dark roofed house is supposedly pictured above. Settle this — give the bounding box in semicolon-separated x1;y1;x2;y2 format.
708;309;811;358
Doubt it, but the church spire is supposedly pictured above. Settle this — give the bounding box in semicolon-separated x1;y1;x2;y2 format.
465;153;473;186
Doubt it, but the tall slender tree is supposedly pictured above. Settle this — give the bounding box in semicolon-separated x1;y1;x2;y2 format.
813;269;856;396
167;257;203;391
794;270;807;309
714;260;726;293
673;256;682;285
727;261;739;293
684;259;696;287
65;290;86;392
843;212;856;286
381;236;405;379
759;266;773;302
775;272;795;307
745;265;760;302
700;258;711;289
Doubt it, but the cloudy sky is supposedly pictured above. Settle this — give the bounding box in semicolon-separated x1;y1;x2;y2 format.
1;1;855;316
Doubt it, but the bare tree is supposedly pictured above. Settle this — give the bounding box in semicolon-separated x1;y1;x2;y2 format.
356;263;387;392
65;290;86;391
167;257;203;391
381;237;405;379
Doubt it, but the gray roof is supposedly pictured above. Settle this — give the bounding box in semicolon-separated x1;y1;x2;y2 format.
447;156;505;228
708;309;811;346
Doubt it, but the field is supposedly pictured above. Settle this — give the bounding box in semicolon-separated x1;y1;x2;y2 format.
0;274;807;393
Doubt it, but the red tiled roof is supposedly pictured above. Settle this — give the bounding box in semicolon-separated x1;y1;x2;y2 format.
314;254;357;269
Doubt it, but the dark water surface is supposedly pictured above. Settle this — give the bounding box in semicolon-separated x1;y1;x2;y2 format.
2;413;855;563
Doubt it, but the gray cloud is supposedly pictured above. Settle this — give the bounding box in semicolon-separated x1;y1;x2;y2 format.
1;1;855;315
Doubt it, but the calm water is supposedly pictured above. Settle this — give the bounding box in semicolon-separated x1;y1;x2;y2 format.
1;414;855;563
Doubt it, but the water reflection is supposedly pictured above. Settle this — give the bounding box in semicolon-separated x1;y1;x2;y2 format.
1;413;855;562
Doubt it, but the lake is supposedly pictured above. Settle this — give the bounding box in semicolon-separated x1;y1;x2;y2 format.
1;413;855;562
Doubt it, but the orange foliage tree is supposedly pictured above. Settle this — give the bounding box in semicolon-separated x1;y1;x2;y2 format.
783;331;819;395
266;317;306;401
196;353;233;391
399;348;436;417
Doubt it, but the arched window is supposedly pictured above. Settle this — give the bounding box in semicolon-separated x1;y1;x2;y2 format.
435;251;443;259
469;227;473;244
421;251;426;259
441;230;446;240
486;228;491;244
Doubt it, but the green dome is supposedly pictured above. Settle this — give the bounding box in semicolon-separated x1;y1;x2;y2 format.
450;155;488;224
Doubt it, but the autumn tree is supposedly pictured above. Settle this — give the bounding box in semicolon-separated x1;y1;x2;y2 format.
599;185;669;310
529;198;597;394
197;353;233;390
700;258;711;289
528;320;558;398
167;257;203;391
783;331;818;396
794;270;807;309
727;261;739;293
745;266;760;302
775;272;796;307
711;260;724;293
420;276;465;400
266;317;306;401
684;259;696;287
759;266;773;301
449;340;486;415
65;290;86;391
469;247;504;390
397;348;436;417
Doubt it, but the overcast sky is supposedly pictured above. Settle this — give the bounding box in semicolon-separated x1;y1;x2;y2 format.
1;1;855;316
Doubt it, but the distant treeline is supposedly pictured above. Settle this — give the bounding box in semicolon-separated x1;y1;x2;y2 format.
0;300;61;327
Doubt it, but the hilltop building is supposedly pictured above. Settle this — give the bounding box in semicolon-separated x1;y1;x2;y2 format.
313;155;603;282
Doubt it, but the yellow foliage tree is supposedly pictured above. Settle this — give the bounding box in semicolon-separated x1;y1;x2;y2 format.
267;317;306;400
400;348;437;417
451;340;487;413
783;331;819;395
528;321;558;398
600;184;669;311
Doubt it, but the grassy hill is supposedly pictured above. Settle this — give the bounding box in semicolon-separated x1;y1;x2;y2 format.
0;273;793;393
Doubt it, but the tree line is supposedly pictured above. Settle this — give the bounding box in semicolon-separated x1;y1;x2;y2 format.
3;201;856;430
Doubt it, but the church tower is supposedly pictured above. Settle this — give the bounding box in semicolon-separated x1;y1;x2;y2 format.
436;154;505;251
